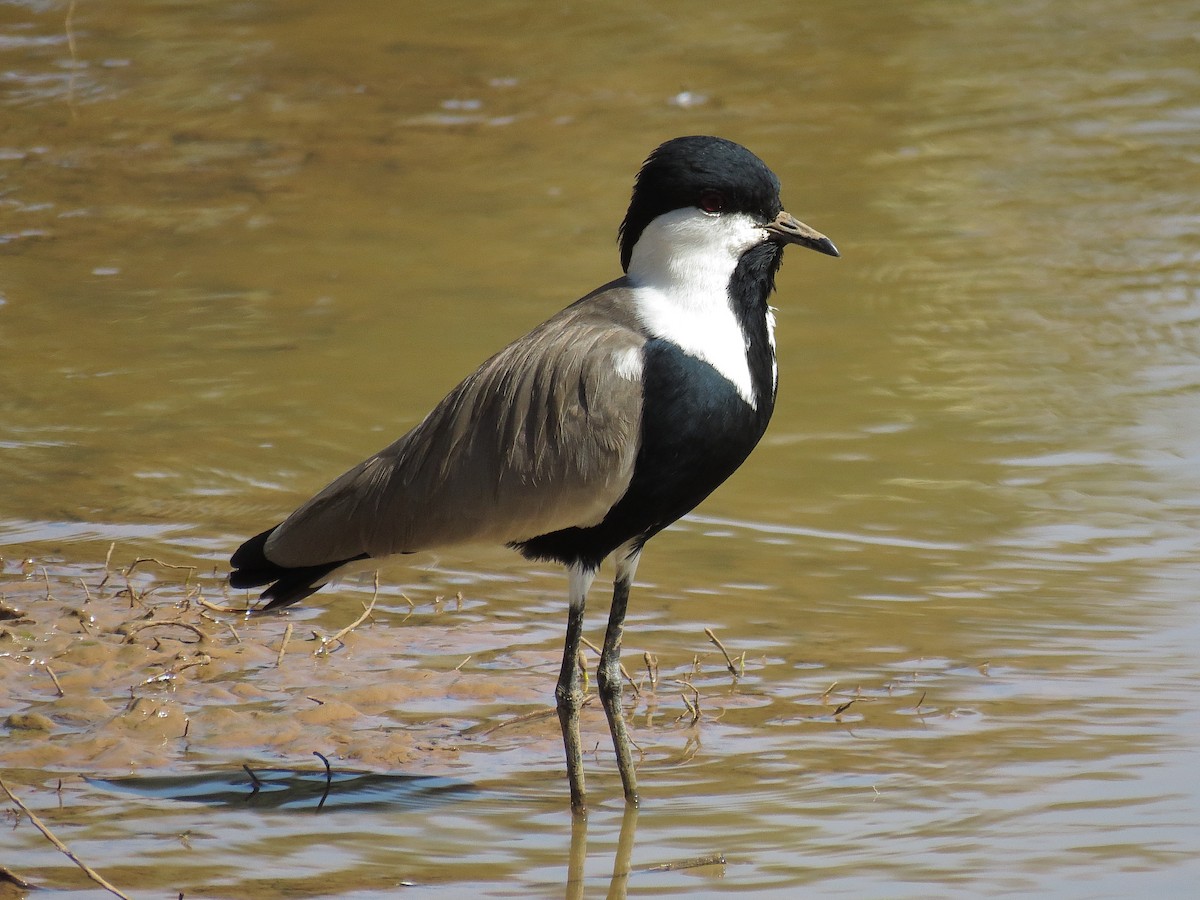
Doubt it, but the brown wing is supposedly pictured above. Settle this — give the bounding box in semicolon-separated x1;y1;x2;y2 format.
263;287;646;568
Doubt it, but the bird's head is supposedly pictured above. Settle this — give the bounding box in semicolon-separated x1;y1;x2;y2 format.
618;135;839;277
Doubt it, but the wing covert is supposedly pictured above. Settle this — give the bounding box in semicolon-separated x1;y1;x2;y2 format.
264;294;647;567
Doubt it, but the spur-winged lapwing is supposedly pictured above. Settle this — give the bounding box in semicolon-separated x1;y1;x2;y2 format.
231;135;838;812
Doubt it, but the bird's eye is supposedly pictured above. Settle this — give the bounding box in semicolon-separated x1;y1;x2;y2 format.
698;191;725;214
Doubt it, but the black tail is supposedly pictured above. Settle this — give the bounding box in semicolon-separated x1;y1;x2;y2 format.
229;525;366;612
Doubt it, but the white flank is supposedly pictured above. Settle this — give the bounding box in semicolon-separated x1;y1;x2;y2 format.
611;345;644;382
625;208;769;408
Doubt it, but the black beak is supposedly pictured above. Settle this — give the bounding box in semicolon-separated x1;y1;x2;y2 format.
766;210;840;258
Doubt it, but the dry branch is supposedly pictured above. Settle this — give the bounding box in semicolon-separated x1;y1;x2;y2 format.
276;622;293;667
314;574;380;655
704;627;738;677
0;776;133;900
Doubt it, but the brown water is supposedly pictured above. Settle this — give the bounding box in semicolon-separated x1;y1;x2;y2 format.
3;0;1200;896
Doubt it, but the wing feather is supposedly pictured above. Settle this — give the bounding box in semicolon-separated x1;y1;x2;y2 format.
264;287;646;568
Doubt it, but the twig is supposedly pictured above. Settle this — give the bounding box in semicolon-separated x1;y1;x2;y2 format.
69;607;94;635
679;692;697;721
42;663;65;697
643;652;658;689
641;852;726;873
119;572;143;609
315;576;379;655
832;698;858;716
121;620;207;645
197;596;247;614
674;680;701;724
481;695;598;735
577;637;637;695
621;663;640;699
242;764;262;797
125;557;197;588
276;622;293;667
142;654;210;685
0;776;133;900
704;627;738;677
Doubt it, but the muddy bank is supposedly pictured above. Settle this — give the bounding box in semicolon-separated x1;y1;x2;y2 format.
1;551;742;786
0;554;572;781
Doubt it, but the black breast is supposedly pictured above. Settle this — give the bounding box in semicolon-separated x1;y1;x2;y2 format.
515;337;775;569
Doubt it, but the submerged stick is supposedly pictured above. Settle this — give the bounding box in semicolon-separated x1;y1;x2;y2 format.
0;776;133;900
481;694;598;735
640;852;726;873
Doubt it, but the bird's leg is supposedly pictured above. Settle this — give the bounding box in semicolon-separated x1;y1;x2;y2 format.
557;564;596;815
598;542;642;805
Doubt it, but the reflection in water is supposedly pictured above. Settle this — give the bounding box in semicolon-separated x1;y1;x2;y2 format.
567;804;642;900
607;804;638;900
87;767;473;812
566;811;588;900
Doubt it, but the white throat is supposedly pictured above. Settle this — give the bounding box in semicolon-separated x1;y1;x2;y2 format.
625;208;771;408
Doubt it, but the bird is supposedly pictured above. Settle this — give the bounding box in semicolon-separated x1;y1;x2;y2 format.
230;135;838;813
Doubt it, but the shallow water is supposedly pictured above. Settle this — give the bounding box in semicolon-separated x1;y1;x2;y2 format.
3;0;1200;896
